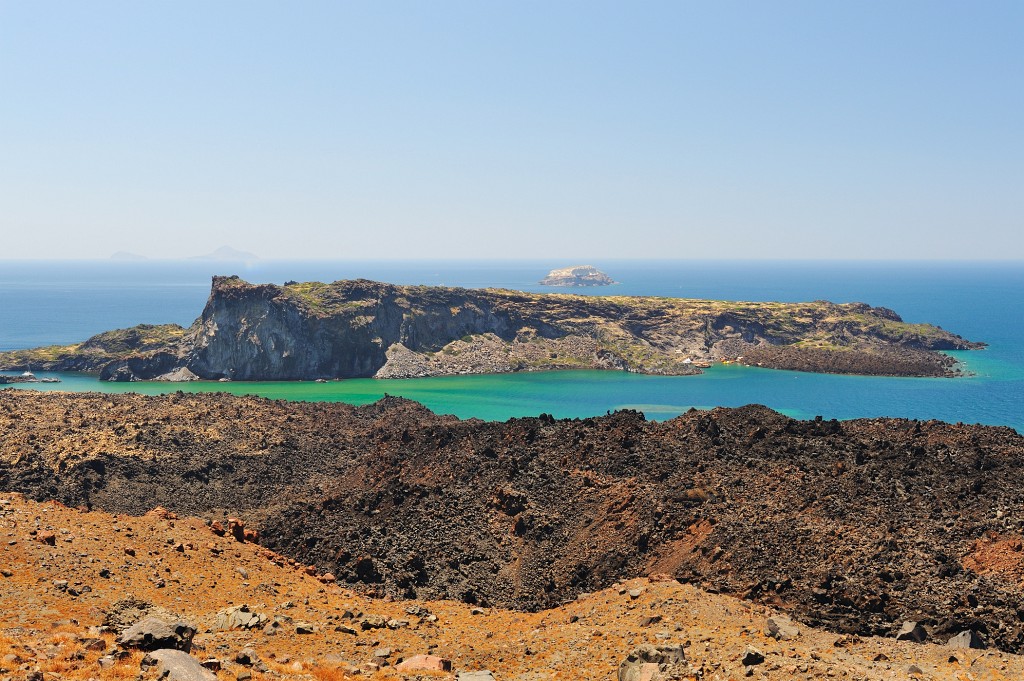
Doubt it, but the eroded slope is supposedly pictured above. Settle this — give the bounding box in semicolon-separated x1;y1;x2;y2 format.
1;391;1023;654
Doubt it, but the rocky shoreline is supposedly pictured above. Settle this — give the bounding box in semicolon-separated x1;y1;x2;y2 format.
2;391;1023;653
0;276;983;382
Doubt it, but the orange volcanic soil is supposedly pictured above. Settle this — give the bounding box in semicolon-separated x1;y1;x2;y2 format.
2;493;1022;681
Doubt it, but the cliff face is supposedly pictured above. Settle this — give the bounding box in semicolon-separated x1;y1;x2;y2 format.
0;275;984;381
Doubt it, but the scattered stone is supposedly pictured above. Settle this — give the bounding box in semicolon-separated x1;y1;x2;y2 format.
639;615;662;627
395;655;452;672
295;623;315;634
200;659;221;672
360;616;386;630
146;507;178;520
764;616;800;641
947;630;985;649
236;671;251;681
37;531;56;546
234;649;259;667
0;569;12;578
81;638;106;652
140;650;215;681
456;672;495;681
908;664;924;675
618;644;685;681
373;647;392;659
119;615;196;652
896;621;928;643
227;518;247;543
214;605;267;631
628;588;643;600
740;647;764;666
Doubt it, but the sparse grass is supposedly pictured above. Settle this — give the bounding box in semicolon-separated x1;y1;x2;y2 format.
310;664;352;681
98;651;145;681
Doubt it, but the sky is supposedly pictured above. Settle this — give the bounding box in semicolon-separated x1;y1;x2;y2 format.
0;1;1021;260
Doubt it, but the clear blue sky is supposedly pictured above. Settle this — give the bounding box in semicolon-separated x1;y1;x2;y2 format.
1;1;1021;260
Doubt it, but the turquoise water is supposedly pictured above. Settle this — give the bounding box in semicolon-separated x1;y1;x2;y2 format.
2;260;1023;430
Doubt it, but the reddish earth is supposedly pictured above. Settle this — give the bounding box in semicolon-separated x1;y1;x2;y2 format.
3;493;1023;681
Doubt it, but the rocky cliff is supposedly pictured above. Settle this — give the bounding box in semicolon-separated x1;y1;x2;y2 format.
0;275;983;381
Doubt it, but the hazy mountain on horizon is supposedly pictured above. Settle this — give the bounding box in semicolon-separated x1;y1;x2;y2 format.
187;246;260;261
109;251;148;261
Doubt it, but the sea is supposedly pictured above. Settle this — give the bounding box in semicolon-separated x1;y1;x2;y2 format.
2;259;1022;432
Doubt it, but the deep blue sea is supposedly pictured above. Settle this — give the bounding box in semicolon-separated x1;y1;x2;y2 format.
2;260;1022;432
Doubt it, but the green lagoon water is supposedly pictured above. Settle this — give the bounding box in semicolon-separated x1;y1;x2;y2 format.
2;260;1023;431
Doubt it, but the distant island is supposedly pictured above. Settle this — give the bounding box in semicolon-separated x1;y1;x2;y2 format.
0;276;983;382
188;245;259;261
108;246;260;261
109;250;148;260
539;264;615;286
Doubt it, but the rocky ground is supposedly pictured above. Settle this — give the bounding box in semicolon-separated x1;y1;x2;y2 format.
3;492;1022;681
3;391;1024;658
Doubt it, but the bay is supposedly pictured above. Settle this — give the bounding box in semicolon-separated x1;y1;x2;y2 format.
1;259;1022;431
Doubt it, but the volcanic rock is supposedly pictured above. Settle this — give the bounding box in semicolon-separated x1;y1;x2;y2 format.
119;616;196;652
141;650;216;681
896;621;929;643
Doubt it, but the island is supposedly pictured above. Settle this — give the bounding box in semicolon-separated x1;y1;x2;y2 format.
0;275;983;381
539;264;615;286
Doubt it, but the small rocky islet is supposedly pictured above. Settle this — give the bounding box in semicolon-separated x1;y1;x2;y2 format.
0;275;983;382
538;264;616;287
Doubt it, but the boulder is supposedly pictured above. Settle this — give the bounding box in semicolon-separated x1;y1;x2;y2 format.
141;650;216;681
896;621;928;643
234;649;258;666
618;645;686;681
119;616;196;652
740;647;764;666
214;605;267;631
947;630;985;649
396;654;452;672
